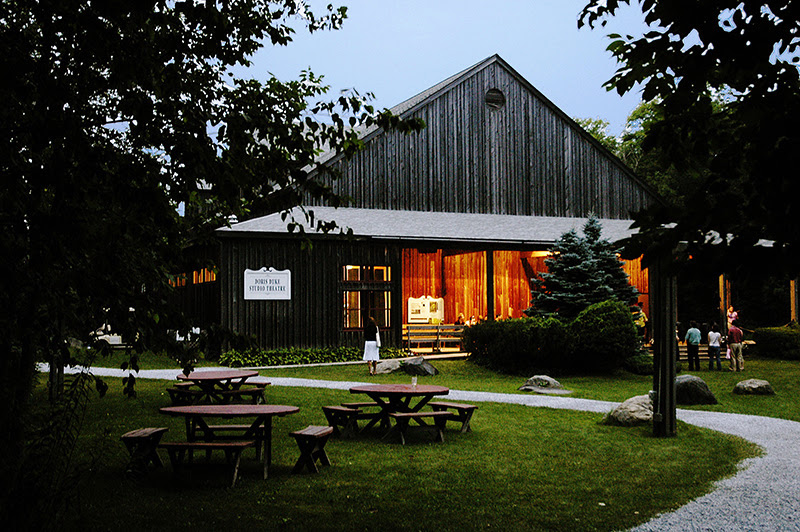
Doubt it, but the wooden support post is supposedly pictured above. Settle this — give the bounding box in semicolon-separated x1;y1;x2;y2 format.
719;274;732;332
486;250;495;321
651;253;678;437
791;279;799;323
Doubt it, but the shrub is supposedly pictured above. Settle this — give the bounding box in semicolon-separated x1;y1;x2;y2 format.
623;352;654;375
463;316;569;374
751;323;800;360
220;345;407;367
465;300;636;375
571;300;638;373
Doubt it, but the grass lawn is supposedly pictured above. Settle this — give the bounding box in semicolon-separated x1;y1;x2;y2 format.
255;356;800;422
42;355;772;532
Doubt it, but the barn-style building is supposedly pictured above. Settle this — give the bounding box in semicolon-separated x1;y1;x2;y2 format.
193;55;662;349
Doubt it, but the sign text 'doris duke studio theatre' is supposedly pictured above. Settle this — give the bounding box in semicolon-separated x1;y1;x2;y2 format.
244;267;291;300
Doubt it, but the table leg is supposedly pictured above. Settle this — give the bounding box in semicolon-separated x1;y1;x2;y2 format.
262;417;273;480
359;395;392;432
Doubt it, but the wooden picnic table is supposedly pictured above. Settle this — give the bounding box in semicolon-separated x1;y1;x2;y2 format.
175;369;260;403
159;404;299;479
348;384;449;432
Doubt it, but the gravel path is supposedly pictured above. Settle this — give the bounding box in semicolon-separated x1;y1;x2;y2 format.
60;365;800;531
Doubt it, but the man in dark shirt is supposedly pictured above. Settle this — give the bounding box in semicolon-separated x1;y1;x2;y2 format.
727;320;745;371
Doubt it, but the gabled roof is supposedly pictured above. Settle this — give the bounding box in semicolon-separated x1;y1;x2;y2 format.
316;55;655;199
218;206;637;246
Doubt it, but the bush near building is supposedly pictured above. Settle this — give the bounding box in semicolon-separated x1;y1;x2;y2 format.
751;323;800;361
220;345;407;367
464;299;638;375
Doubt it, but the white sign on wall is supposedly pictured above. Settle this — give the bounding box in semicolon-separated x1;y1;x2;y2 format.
407;295;444;323
244;267;291;300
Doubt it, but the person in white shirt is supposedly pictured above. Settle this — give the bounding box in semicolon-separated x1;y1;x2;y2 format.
707;323;722;371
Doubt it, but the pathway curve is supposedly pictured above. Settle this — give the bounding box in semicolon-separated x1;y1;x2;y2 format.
57;365;800;531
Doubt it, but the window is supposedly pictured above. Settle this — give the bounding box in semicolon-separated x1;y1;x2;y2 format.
485;88;506;109
169;268;216;288
342;265;392;329
342;265;391;282
193;268;217;284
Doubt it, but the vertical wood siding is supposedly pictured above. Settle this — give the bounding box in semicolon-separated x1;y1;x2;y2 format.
623;255;650;315
313;60;656;219
220;237;648;347
493;251;548;319
220;238;402;349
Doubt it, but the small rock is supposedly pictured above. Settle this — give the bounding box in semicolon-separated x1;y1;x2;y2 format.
675;374;718;405
604;395;652;426
518;375;573;395
733;379;775;395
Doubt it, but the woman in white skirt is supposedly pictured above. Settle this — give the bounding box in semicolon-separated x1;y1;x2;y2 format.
363;317;381;376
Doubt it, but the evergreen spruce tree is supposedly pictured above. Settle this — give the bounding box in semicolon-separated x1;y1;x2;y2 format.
529;216;638;319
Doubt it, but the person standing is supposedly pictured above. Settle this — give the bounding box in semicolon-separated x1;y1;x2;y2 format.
707;323;722;371
634;301;648;342
363;317;381;376
727;306;739;328
728;319;745;372
685;320;702;371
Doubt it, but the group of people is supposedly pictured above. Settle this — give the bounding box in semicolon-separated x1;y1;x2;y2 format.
683;306;745;372
455;313;481;326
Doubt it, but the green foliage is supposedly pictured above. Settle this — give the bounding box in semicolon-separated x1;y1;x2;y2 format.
574;117;619;152
529;216;638;319
219;345;407;367
752;323;800;360
580;1;800;275
571;300;639;373
462;317;569;374
467;300;636;375
6;373;112;528
0;1;423;525
623;352;655;376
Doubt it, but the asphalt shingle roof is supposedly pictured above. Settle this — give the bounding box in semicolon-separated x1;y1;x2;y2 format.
218;206;637;246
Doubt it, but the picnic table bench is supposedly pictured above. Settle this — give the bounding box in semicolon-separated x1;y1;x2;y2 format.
159;404;299;480
289;425;333;474
386;411;452;445
340;401;387;430
322;405;361;438
428;401;478;433
158;440;255;488
120;427;168;478
167;382;269;405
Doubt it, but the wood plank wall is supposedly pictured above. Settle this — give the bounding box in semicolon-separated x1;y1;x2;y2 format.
219;237;402;349
623;255;650;316
219;237;649;348
312;60;656;219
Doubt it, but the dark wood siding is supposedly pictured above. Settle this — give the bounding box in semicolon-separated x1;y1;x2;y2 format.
219;237;402;349
311;58;656;219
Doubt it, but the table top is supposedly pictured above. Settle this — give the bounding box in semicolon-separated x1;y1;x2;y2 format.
176;369;259;382
159;404;299;417
349;384;449;397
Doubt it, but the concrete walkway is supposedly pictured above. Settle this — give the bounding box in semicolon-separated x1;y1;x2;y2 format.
54;365;800;531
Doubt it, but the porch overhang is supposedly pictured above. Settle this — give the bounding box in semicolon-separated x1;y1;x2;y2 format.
217;207;638;247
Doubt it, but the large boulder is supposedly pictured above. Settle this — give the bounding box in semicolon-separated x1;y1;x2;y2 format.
675;374;718;405
733;379;776;395
400;357;439;376
518;375;573;395
604;395;653;426
375;359;402;375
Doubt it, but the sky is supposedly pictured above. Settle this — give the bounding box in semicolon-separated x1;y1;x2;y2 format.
242;0;650;136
